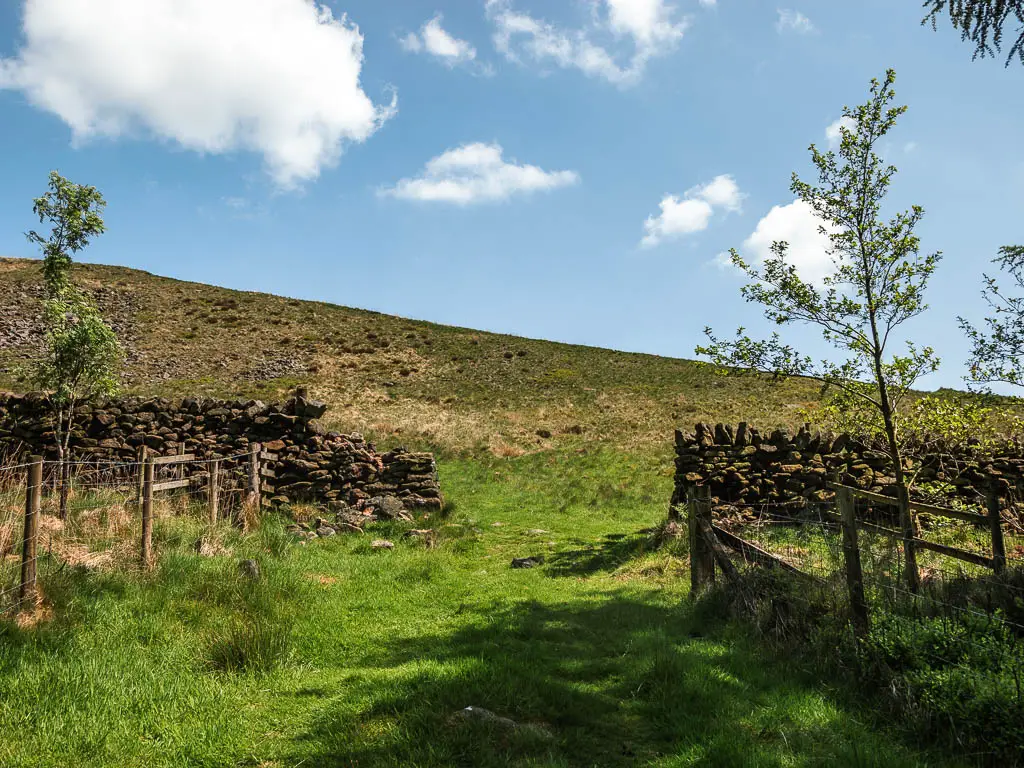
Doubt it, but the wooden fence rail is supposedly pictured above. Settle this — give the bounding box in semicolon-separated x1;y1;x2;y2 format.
686;480;1017;638
5;450;265;598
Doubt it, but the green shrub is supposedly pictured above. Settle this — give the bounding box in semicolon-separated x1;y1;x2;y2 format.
697;568;1024;763
860;613;1024;762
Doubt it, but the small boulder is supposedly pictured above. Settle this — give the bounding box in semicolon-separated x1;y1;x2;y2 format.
316;525;336;538
239;559;261;580
371;539;395;550
511;556;544;569
449;707;554;742
367;495;407;520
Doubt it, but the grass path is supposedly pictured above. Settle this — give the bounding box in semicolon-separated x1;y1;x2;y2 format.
0;451;962;767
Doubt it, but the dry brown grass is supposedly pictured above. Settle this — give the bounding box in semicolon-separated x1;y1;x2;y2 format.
488;436;528;459
306;573;338;586
0;521;18;558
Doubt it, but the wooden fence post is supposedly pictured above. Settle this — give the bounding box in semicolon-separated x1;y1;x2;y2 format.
243;443;261;531
19;456;43;610
687;485;698;592
141;456;154;568
135;445;148;508
698;518;741;583
987;487;1007;576
838;486;870;638
688;485;715;594
896;485;920;594
207;459;220;525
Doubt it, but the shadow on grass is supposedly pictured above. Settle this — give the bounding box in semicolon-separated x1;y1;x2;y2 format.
544;529;660;577
285;594;939;768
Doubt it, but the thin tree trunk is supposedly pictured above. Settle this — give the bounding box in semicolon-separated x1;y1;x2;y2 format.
56;403;71;521
873;356;920;592
58;436;69;521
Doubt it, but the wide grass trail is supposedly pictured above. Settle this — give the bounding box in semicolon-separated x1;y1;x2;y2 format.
0;450;963;767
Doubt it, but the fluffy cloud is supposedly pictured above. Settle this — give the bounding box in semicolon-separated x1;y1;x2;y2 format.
825;116;856;148
776;9;816;34
400;14;477;66
739;200;837;284
381;142;579;204
641;174;743;247
0;0;396;187
485;0;688;86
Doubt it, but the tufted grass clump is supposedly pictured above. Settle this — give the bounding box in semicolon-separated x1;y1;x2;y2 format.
209;615;294;673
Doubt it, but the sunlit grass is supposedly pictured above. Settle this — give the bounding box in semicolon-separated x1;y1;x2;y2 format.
0;449;960;767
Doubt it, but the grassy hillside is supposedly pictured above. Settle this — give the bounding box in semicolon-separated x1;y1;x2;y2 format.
3;257;1014;765
0;256;824;458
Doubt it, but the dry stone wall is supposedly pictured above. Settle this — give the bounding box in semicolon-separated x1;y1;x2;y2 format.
672;422;1024;513
0;392;442;510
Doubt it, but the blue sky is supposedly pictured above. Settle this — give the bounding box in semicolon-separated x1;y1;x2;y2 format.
1;0;1022;391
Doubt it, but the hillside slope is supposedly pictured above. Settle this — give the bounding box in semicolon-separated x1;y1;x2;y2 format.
0;256;825;456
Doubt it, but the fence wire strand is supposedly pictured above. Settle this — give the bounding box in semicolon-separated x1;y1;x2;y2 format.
1;453;264;613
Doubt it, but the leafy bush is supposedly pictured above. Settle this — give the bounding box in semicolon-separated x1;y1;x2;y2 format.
803;390;1000;451
860;614;1024;763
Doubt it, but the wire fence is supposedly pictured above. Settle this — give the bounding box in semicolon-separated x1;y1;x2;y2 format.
0;451;260;614
719;494;1024;618
690;490;1024;763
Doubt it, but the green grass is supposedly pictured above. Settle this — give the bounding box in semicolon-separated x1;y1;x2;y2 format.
0;450;962;767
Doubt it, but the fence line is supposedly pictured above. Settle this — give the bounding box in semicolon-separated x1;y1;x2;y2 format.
682;481;1024;761
1;446;271;614
684;482;1024;631
683;485;1024;723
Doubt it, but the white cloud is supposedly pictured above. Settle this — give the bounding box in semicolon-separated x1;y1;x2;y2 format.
400;14;477;66
641;174;744;247
904;141;918;153
0;0;396;188
739;200;837;284
381;142;579;204
825;116;856;148
399;32;423;52
776;9;815;34
485;0;688;86
699;0;717;6
691;174;744;212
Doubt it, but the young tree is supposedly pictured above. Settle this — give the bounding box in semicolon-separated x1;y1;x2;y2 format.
960;246;1024;390
696;70;940;592
27;172;122;519
922;0;1024;67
